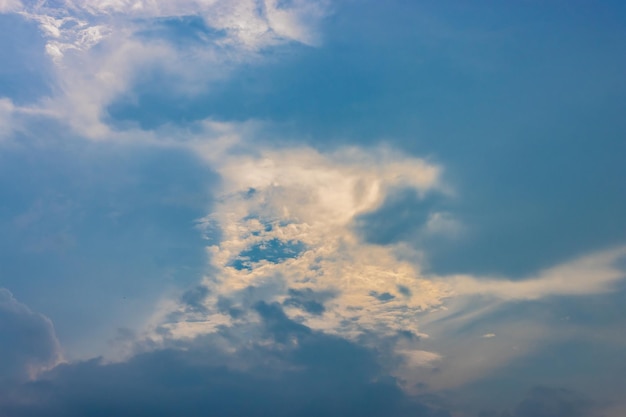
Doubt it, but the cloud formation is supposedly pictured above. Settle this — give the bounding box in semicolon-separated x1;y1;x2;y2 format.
154;143;450;354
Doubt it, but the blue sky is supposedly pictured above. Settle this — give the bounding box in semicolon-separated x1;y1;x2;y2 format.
1;1;625;416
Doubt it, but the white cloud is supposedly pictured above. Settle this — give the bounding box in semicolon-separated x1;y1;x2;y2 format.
149;140;450;347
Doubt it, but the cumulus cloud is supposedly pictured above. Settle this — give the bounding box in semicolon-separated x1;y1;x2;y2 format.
151;142;449;356
0;288;61;385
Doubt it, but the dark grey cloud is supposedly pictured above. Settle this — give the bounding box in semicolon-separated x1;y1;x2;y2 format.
0;289;60;386
0;303;451;417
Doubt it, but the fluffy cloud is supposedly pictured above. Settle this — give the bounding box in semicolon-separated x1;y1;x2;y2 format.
152;143;450;356
0;289;61;385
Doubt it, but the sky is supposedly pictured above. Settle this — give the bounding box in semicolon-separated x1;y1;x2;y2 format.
0;1;625;416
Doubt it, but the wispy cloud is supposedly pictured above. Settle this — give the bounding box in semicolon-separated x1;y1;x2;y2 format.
450;246;626;300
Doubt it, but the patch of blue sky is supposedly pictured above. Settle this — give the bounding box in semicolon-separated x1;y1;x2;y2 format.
229;238;307;271
134;15;228;47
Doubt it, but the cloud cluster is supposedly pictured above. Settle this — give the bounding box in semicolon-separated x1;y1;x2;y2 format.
150;143;450;369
